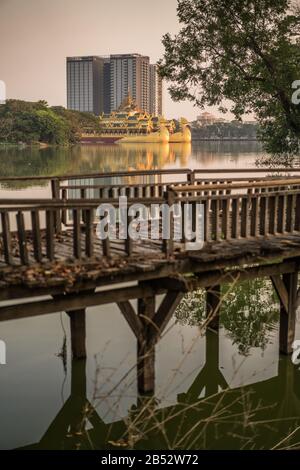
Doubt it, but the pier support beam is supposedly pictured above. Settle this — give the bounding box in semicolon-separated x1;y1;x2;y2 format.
67;309;86;359
117;287;184;395
279;272;298;355
206;285;221;330
137;296;156;395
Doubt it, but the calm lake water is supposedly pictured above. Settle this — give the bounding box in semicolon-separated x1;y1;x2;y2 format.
0;141;300;450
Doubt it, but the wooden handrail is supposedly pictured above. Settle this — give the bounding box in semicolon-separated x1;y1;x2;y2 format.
1;183;300;208
0;168;192;182
1;167;300;183
177;188;300;202
60;176;298;191
0;197;164;209
174;178;300;193
192;168;300;174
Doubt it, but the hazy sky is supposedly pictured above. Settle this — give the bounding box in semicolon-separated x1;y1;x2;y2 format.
0;0;226;120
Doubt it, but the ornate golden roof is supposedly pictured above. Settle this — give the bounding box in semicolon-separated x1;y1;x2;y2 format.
117;91;139;112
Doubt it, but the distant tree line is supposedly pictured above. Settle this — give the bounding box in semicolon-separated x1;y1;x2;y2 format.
0;100;100;145
191;121;258;140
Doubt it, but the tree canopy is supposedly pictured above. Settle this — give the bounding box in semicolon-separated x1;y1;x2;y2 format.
0;100;100;145
159;0;300;160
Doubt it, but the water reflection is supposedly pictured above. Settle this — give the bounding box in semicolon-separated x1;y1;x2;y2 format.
17;330;300;450
176;279;279;356
9;278;300;450
0;141;262;192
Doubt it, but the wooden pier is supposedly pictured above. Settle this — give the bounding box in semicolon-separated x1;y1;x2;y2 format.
1;168;300;393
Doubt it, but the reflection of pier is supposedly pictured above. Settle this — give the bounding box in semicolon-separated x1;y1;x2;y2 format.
1;168;300;397
17;329;300;450
178;329;228;400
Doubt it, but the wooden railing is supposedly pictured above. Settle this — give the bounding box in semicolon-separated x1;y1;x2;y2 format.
0;166;299;184
1;175;300;266
0;202;102;265
172;179;300;246
176;190;300;241
54;168;300;202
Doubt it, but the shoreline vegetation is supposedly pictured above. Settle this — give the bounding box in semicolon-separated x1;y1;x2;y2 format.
0;99;100;146
191;121;258;141
191;137;257;141
0;141;51;148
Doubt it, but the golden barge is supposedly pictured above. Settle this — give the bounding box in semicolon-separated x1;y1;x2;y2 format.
81;94;191;144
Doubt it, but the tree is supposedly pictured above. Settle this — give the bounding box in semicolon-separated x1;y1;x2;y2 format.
0;100;101;145
159;0;300;161
36;110;69;144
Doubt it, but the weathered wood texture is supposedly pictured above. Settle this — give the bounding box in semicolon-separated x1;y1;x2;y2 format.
137;295;156;393
1;180;300;267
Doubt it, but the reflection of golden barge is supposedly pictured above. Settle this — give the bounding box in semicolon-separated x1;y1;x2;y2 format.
81;94;191;144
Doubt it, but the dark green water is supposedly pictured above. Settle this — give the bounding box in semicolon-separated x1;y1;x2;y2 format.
0;142;300;450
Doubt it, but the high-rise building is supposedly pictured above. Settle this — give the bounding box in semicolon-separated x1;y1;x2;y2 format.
110;54;150;112
149;64;163;116
67;56;106;115
103;58;111;114
67;54;162;116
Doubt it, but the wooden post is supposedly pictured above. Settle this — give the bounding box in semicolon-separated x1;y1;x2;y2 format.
51;178;61;234
222;198;230;240
187;171;195;185
101;211;111;257
51;178;60;200
68;309;86;359
31;210;42;262
162;188;175;257
16;211;29;265
125;213;133;256
1;211;13;265
137;295;155;394
73;209;81;259
279;272;298;355
46;210;55;261
85;209;94;258
231;197;240;239
206;285;221;330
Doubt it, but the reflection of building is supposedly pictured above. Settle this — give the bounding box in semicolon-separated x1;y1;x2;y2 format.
149;64;163;116
110;54;150;112
67;56;107;115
